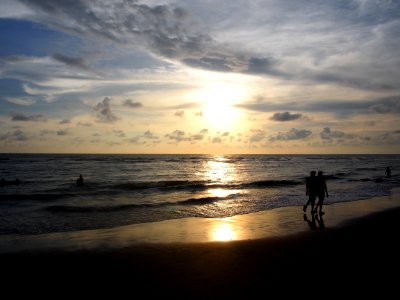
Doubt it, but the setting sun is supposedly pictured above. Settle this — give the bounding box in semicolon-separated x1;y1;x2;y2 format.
196;82;244;131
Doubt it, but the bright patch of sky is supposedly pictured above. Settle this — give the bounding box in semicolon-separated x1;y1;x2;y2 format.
0;0;399;153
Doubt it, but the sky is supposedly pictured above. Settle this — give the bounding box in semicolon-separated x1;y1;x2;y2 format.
0;0;399;154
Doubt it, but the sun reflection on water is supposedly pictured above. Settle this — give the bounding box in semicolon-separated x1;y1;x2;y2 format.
204;156;237;183
212;223;237;241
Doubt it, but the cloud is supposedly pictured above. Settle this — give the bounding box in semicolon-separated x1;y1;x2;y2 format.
368;96;400;114
212;137;222;143
10;111;47;122
17;0;282;77
249;129;266;143
129;130;159;144
113;130;125;138
5;97;36;106
56;130;68;136
59;119;71;124
77;121;92;127
236;95;400;117
320;127;355;140
270;128;312;141
5;0;400;93
165;129;187;142
270;112;303;121
51;53;90;70
143;130;158;140
190;134;204;140
174;110;185;118
94;97;118;123
0;129;29;141
123;99;143;108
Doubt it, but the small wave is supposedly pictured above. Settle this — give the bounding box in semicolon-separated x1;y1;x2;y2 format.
112;180;209;191
0;193;71;202
243;180;300;188
46;203;144;212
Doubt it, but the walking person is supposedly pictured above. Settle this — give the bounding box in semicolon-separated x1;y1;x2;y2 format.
303;171;317;213
315;171;328;215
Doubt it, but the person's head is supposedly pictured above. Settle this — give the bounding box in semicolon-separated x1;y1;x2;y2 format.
318;171;323;176
310;170;316;176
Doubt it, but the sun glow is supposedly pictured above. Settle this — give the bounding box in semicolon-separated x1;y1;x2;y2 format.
196;82;244;130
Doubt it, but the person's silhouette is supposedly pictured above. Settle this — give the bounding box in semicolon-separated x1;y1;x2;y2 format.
76;175;84;186
315;171;328;215
303;171;317;213
385;167;391;178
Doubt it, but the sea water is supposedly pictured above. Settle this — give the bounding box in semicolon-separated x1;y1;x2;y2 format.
0;154;398;235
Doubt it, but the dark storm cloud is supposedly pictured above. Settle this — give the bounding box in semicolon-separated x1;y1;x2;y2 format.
10;111;47;122
269;128;312;141
270;112;303;121
94;97;118;123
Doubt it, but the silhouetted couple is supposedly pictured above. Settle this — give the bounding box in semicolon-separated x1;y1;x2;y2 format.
303;170;328;215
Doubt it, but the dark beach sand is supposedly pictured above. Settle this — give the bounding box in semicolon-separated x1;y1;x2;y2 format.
2;194;400;298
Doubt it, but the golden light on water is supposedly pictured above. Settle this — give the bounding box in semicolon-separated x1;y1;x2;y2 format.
207;188;234;198
204;156;237;183
212;223;237;241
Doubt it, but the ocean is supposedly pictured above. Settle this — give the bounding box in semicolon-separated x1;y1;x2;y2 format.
0;154;398;235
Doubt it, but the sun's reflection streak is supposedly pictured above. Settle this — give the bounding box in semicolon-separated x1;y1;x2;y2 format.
203;156;237;183
211;222;237;241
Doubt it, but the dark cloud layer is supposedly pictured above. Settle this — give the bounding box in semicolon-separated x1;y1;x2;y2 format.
270;112;302;121
10;111;47;122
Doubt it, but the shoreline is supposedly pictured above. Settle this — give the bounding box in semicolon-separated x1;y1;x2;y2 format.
1;188;400;253
1;189;400;297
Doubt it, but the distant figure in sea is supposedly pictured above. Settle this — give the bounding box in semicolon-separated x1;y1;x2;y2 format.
76;175;84;186
385;167;391;178
303;170;317;213
314;171;328;215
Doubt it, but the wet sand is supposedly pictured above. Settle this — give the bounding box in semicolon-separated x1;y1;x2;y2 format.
1;190;400;298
